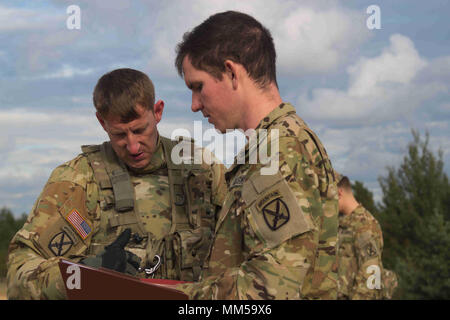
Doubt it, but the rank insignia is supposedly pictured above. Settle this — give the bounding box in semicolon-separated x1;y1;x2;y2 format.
48;231;74;256
262;198;290;231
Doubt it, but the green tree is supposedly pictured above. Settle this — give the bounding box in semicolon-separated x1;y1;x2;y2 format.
377;130;450;299
0;207;27;278
352;180;379;215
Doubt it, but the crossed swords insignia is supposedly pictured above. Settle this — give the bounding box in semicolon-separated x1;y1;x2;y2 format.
262;198;290;231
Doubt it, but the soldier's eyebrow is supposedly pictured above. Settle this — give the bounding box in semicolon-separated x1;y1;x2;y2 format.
131;122;148;134
186;80;202;91
109;127;125;135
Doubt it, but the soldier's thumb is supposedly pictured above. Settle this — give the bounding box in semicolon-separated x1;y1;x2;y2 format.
108;228;132;249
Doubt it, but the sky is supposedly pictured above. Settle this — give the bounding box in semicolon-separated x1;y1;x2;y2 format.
1;0;449;217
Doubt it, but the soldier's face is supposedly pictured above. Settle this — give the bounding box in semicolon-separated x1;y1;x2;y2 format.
182;56;239;133
97;102;164;169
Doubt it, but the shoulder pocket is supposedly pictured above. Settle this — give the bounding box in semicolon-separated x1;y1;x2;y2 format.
36;196;90;259
242;171;314;249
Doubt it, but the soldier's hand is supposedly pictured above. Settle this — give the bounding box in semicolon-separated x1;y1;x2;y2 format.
80;228;141;275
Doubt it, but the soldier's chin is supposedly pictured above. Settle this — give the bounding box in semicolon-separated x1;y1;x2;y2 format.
127;156;149;170
212;122;226;134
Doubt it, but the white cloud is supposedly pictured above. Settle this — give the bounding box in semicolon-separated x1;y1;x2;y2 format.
297;34;447;125
38;64;95;79
0;107;107;214
0;108;107;167
139;0;370;77
318;123;409;172
0;108;96;127
3;1;371;79
0;5;63;32
347;35;427;96
273;4;370;74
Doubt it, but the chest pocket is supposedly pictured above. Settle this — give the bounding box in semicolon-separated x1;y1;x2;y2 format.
185;168;215;228
241;171;314;250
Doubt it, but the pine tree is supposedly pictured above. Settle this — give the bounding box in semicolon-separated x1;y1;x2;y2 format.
377;130;450;299
352;180;379;215
0;207;27;278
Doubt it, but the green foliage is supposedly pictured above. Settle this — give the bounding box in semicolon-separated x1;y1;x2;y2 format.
0;207;27;278
377;130;450;299
352;180;379;215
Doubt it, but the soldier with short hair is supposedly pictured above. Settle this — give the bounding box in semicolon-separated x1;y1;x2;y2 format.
336;172;398;299
174;11;339;299
6;68;227;299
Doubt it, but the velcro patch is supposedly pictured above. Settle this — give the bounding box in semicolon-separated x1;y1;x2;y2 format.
48;230;74;256
261;197;290;231
242;171;313;249
256;190;281;211
65;209;92;240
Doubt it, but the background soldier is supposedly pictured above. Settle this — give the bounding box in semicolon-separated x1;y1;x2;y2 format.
6;68;227;299
174;11;339;299
336;172;398;299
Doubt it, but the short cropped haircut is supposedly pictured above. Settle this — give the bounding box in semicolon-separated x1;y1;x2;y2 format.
93;68;155;122
175;11;278;88
337;176;352;191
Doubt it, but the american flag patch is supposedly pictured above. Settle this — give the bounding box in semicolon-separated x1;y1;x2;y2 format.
65;209;92;240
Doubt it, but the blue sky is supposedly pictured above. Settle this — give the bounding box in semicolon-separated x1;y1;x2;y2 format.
1;0;449;216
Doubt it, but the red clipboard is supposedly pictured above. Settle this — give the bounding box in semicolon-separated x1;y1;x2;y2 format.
58;259;189;300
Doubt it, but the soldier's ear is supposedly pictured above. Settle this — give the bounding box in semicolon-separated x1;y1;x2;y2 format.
224;59;239;90
337;187;344;199
153;100;164;124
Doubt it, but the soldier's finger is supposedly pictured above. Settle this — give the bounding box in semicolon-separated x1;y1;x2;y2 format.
109;228;132;249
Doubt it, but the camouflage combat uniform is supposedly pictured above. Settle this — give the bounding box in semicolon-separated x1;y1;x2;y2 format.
6;135;227;299
337;204;397;299
177;103;339;299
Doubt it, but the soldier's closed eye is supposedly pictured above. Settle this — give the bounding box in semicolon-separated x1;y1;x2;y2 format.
113;132;126;138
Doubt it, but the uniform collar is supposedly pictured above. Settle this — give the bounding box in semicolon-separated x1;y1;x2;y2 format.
255;102;296;130
339;204;363;224
226;102;296;179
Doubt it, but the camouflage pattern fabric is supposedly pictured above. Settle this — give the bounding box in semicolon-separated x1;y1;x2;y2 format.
6;135;227;299
381;268;398;299
177;103;339;299
337;205;398;299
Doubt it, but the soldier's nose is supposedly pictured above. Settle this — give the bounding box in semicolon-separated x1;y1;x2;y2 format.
126;134;140;154
191;94;202;113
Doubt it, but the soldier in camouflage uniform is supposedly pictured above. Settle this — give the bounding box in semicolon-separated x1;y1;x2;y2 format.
173;11;339;299
336;173;398;299
6;68;227;299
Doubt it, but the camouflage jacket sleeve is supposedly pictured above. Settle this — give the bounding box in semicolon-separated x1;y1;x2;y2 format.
177;133;338;300
6;155;99;300
209;158;227;209
349;208;384;300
